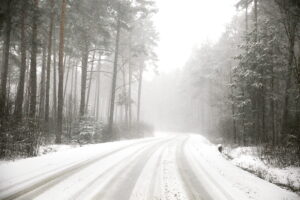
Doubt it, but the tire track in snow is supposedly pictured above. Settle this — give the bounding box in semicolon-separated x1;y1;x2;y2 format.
160;136;189;200
176;137;236;200
70;138;174;200
16;139;162;200
0;137;166;200
176;136;214;200
90;137;178;200
128;138;174;200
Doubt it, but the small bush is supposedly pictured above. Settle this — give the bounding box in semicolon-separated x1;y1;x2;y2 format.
72;116;103;144
0;118;42;159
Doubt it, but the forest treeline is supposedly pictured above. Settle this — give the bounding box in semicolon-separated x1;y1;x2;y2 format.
179;0;300;164
0;0;157;158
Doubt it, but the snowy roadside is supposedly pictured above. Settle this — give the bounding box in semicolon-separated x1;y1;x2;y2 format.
38;144;80;156
223;146;300;194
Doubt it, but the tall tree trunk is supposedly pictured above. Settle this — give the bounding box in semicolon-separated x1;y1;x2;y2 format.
261;72;266;142
53;26;57;123
271;64;276;146
95;54;102;120
281;23;296;136
29;0;39;118
85;50;96;113
79;45;89;117
137;67;144;123
0;0;12;118
39;44;47;119
128;58;132;128
254;0;258;41
122;67;128;125
56;0;66;144
63;56;71;101
241;0;248;146
108;16;121;135
45;0;54;122
69;61;75;117
74;65;78;115
14;0;27;119
230;65;237;143
296;43;300;134
24;59;30;116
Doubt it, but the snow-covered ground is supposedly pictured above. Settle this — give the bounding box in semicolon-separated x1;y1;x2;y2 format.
38;144;80;155
0;133;298;200
224;146;300;193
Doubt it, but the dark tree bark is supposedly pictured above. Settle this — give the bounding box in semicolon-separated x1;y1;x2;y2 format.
56;0;66;144
128;43;132;128
230;65;237;143
121;65;128;125
85;50;96;113
69;61;75;115
52;26;57;123
79;45;89;117
0;0;12;118
137;67;144;123
108;16;121;135
29;0;39;118
282;27;296;135
95;54;102;120
254;0;258;41
14;0;27;119
271;64;276;146
45;0;54;122
39;44;47;119
63;56;71;101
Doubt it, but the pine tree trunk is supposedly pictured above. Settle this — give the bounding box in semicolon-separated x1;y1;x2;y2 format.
108;16;121;135
74;64;78;115
29;0;39;118
53;26;57;123
254;0;258;41
79;45;89;117
137;67;144;123
128;56;132;128
24;60;30;116
230;65;237;143
39;44;46;119
271;65;276;146
63;56;71;101
95;54;102;121
122;66;128;125
85;50;96;113
56;0;66;144
0;0;12;118
14;0;27;119
281;24;296;136
241;1;248;146
45;0;54;122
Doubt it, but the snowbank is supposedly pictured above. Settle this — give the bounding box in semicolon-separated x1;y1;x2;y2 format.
38;144;80;155
224;146;300;193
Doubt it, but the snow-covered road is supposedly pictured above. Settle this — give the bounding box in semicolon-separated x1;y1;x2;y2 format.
0;134;298;200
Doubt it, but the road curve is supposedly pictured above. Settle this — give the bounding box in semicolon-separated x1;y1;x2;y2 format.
0;134;297;200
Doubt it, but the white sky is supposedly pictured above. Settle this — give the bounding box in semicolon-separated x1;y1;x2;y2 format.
152;0;238;73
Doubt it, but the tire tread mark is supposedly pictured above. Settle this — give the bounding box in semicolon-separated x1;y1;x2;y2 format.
188;143;235;200
0;138;164;200
91;138;176;200
176;136;213;200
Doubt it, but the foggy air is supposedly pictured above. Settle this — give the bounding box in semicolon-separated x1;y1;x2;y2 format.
0;0;299;199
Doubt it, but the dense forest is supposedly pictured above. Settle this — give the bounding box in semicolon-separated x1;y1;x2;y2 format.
142;0;300;166
0;0;299;165
0;0;299;198
0;0;157;157
185;0;300;147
